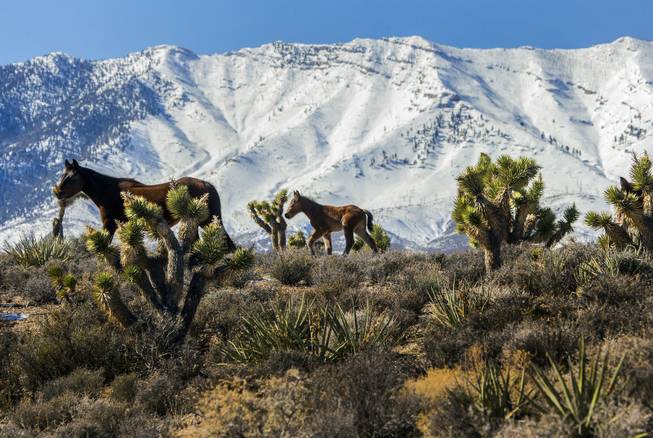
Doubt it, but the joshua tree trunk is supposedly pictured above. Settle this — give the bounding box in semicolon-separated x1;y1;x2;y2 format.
484;234;502;272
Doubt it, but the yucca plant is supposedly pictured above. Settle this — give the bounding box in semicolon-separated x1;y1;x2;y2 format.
84;183;253;342
2;234;73;267
47;264;79;303
326;301;397;357
468;362;531;420
529;339;625;437
248;189;289;253
585;151;653;250
353;224;391;252
221;297;396;363
427;283;487;329
452;153;579;271
574;247;650;288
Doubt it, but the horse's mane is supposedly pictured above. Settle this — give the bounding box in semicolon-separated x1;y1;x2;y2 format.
79;166;143;186
299;193;321;207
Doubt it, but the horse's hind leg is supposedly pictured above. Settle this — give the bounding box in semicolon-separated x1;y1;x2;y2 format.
355;225;378;253
323;233;333;255
307;229;326;256
343;225;355;255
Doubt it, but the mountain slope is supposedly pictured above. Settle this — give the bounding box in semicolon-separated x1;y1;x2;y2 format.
1;36;652;249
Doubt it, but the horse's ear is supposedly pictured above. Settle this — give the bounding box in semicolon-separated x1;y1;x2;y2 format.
65;159;72;169
72;159;80;169
293;190;300;198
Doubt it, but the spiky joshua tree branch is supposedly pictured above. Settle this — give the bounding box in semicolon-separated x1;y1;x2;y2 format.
84;183;254;341
452;153;579;271
247;189;288;252
585;151;653;250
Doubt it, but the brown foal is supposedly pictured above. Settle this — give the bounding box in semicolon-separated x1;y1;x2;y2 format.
284;191;378;255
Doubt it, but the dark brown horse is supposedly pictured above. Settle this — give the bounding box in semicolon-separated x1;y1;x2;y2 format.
53;159;236;251
284;191;377;255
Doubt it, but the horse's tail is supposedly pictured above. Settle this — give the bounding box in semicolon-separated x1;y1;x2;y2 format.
206;182;237;252
363;210;374;234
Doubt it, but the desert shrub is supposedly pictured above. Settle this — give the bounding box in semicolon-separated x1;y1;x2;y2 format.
575;299;653;340
601;335;653;403
269;251;313;285
309;351;423;438
493;414;573;437
575;248;653;292
438;249;486;285
363;251;422;284
2;234;73;268
134;370;192;416
12;392;80;431
491;245;596;295
0;330;20;412
189;288;257;343
110;372;139;403
427;385;495;437
52;398;127;437
40;368;104;401
14;303;133;391
576;270;650;305
179;369;311;438
592;399;652;438
0;263;56;304
529;339;625;437
504;320;580;367
310;255;365;293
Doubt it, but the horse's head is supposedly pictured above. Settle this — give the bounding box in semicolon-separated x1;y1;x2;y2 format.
53;159;84;200
284;190;303;219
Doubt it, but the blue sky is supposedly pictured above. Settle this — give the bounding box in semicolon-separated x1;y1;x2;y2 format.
3;0;653;64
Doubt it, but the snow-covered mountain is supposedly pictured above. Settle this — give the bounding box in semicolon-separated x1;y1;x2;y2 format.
1;36;652;249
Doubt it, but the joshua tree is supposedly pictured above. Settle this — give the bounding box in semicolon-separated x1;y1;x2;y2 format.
585;151;653;250
353;224;391;252
248;190;288;252
452;153;579;271
84;184;253;342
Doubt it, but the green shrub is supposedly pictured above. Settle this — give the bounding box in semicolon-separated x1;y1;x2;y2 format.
3;235;73;268
287;230;307;248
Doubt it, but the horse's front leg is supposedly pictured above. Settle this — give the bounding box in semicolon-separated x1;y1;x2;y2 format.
100;208;118;239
